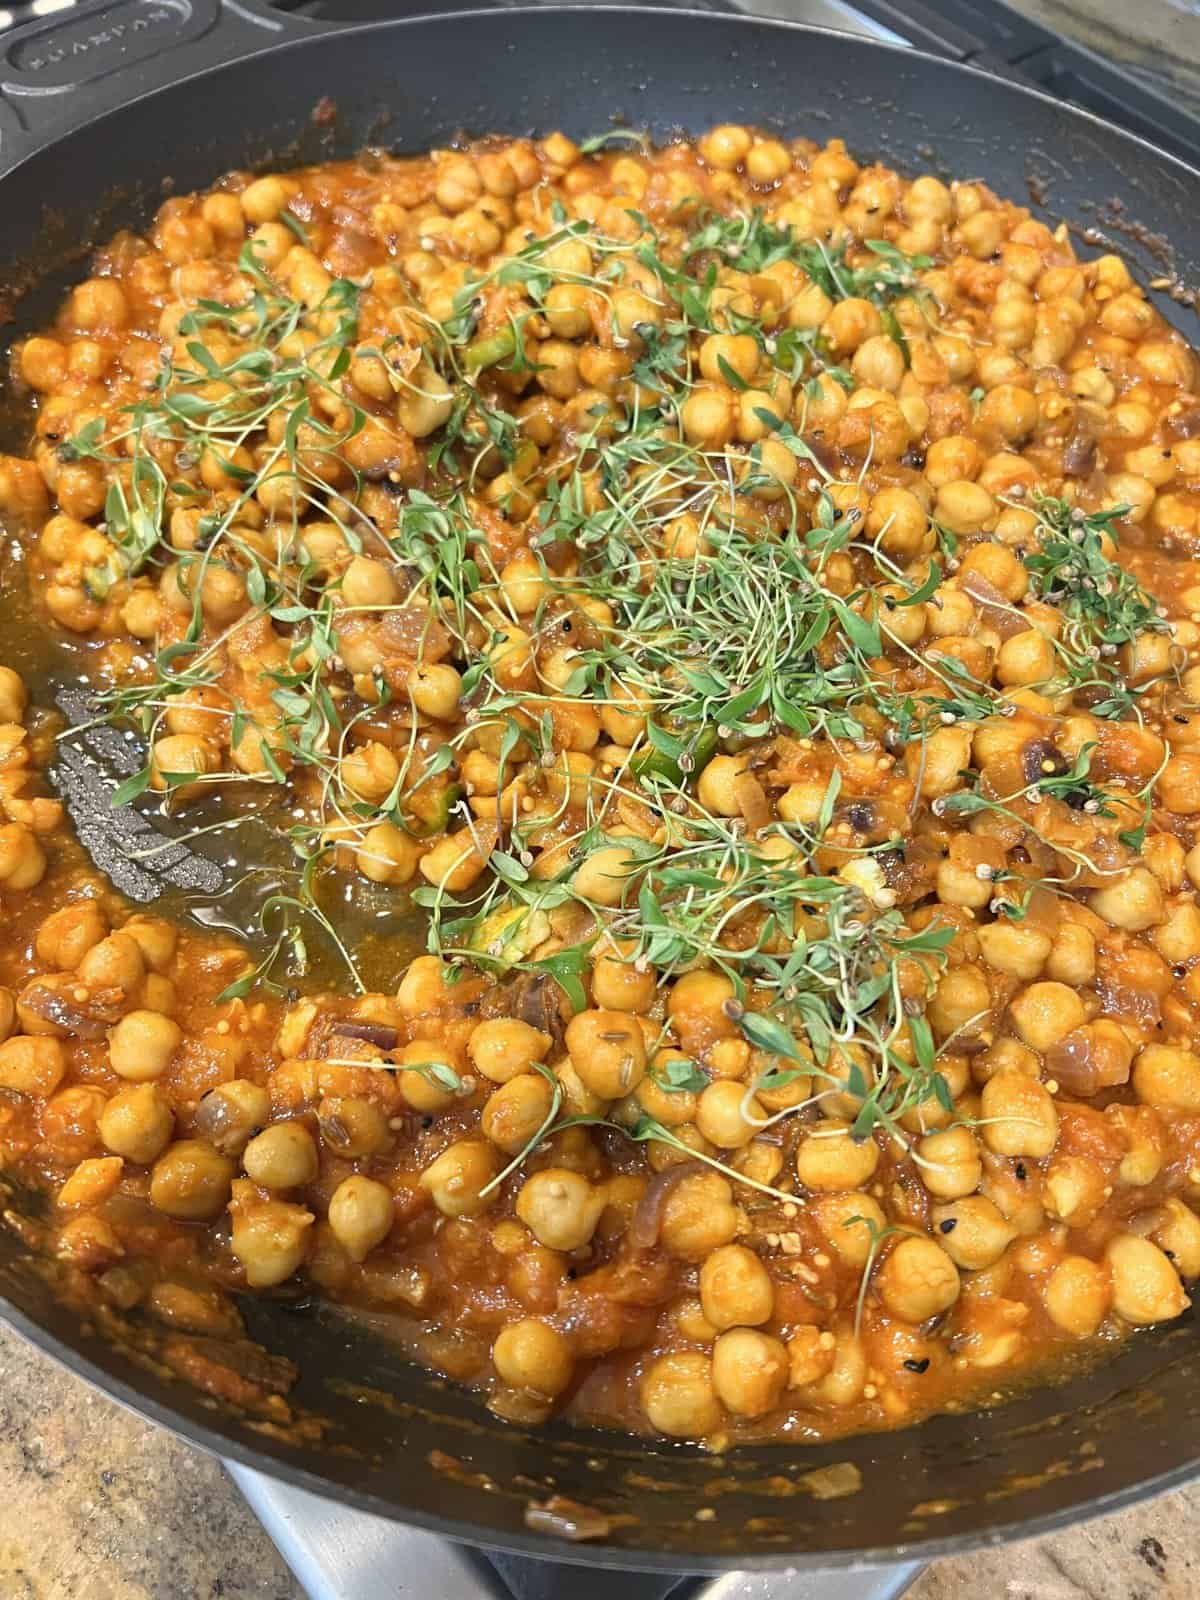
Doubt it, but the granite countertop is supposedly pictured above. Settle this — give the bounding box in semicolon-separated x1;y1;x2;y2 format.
3;1315;1200;1600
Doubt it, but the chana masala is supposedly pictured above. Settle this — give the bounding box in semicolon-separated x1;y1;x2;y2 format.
2;124;1200;1448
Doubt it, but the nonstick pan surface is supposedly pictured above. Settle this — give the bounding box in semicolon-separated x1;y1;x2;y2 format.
2;2;1200;1568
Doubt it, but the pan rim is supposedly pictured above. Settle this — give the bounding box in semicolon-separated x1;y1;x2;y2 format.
3;4;1200;192
4;1291;1197;1572
3;1;1200;1569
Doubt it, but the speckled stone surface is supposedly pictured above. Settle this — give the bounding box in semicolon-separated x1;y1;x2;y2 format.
1009;0;1200;116
0;1322;303;1600
5;1316;1200;1600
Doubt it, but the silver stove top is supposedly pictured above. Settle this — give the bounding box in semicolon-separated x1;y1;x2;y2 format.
229;1463;923;1600
229;1;919;1594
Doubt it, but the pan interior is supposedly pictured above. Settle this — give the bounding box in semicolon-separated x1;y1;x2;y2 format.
1;8;1200;1566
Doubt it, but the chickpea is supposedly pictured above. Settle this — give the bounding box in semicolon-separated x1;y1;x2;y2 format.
1099;291;1154;340
979;384;1038;442
977;920;1052;982
697;755;750;818
342;741;401;803
700;1243;774;1329
931;1196;1016;1271
938;851;995;911
746;139;791;183
824;298;883;354
409;662;462;720
420;1139;499;1219
796;1123;879;1191
630;1054;697;1128
1090;868;1165;932
356;821;421;886
0;822;46;890
498;552;549;617
565;1008;645;1098
1044;1255;1110;1338
995;630;1055;689
660;1171;740;1260
95;1088;171;1164
493;1318;574;1396
699;333;759;386
919;1125;982;1199
241;175;293;222
418;827;491;894
1133;1044;1200;1112
310;1097;385;1162
19;336;67;393
469;1017;551;1084
482;1073;556;1155
852;334;905;393
1027;1151;1095;1227
35;901;107;970
341;556;400;610
878;1236;961;1323
590;941;656;1013
641;1350;723;1438
149;1140;235;1220
572;842;640;907
392;1039;458;1113
396;954;451;1019
699;124;752;171
108;1010;182;1082
198;564;248;625
865;486;929;560
150;733;220;792
813;1193;887;1267
395;360;454;438
514;1167;601;1251
980;1071;1059;1159
712;1328;788;1417
189;1081;269;1159
435;158;482;213
0;671;28;737
906;724;974;801
70;277;127;330
327;1174;394;1263
633;1337;729;1440
544;282;591;340
0;1035;65;1097
959;207;1006;257
935;480;995;536
811;1328;869;1406
1044;923;1096;986
1108;1104;1166;1187
201;191;245;237
229;1189;314;1288
1106;1233;1188;1326
122;917;177;974
691;1072;763;1146
1009;982;1085;1053
681;385;736;448
242;1120;319;1190
981;1036;1039;1088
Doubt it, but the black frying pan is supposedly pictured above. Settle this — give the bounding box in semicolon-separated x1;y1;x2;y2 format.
3;0;1200;1571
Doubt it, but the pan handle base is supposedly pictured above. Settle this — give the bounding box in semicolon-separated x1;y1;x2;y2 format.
0;0;333;175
